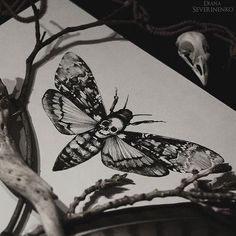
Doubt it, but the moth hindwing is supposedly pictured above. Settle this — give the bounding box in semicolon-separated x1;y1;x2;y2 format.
42;52;224;176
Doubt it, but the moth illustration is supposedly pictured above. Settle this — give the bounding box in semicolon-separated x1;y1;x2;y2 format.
42;52;224;176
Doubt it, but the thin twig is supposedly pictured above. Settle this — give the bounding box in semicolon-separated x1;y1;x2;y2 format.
0;0;47;23
68;174;129;215
176;168;214;192
30;1;41;43
18;2;134;105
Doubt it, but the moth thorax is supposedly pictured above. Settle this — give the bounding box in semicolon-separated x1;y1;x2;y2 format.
111;109;133;125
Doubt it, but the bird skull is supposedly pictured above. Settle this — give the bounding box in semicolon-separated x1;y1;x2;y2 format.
176;31;210;86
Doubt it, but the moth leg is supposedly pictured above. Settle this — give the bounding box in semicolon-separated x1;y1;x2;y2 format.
129;120;165;126
109;88;119;114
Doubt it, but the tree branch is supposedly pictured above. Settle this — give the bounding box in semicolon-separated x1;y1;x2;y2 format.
67;165;233;223
30;1;41;44
68;174;131;215
17;1;134;105
0;0;47;23
0;80;64;236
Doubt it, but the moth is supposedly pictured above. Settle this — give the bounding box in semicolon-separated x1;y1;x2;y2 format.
42;52;224;177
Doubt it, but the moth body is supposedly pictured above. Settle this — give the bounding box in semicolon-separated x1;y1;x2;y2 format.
95;109;133;139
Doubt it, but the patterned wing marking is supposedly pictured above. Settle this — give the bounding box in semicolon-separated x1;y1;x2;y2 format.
53;130;104;171
42;89;97;135
55;52;106;121
101;136;169;177
122;131;224;173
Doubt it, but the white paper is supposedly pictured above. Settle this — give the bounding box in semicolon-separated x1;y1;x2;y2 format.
0;0;236;232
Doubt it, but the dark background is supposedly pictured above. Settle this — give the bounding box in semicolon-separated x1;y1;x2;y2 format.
71;0;236;111
1;0;236;110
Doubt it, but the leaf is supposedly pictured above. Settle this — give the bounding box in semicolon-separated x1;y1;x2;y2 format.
193;179;212;192
211;171;236;191
211;163;232;173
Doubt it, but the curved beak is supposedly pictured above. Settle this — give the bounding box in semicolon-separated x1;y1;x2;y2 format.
192;55;209;86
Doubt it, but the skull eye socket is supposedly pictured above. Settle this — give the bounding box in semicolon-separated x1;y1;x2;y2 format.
110;126;118;133
101;120;109;126
180;41;194;53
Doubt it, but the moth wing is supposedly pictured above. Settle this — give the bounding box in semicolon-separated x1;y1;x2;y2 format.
53;130;104;171
121;131;224;174
42;89;97;135
101;135;169;177
55;52;106;121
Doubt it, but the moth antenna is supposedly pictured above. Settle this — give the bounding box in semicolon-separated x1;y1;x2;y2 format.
133;113;152;117
109;87;119;113
129;120;166;126
123;95;129;109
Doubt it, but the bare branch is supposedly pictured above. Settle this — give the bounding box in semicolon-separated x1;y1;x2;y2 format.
23;163;235;236
66;165;233;223
0;0;47;23
68;174;131;215
176;169;216;192
0;79;64;236
17;1;133;105
30;1;41;43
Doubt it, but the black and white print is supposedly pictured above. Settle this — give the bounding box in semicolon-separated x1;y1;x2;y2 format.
42;52;224;176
